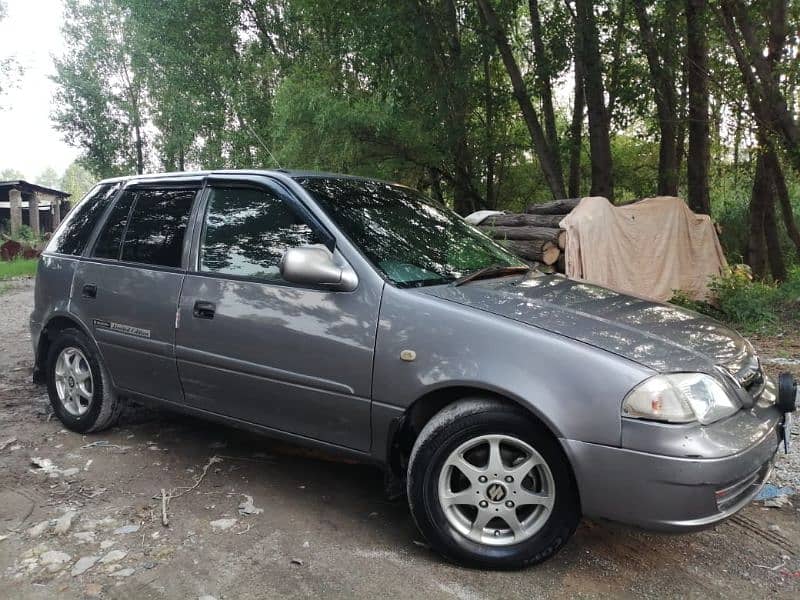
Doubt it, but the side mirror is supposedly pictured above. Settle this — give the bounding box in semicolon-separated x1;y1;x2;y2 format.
280;246;358;291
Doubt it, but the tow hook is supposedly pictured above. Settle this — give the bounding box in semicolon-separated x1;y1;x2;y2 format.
778;373;797;454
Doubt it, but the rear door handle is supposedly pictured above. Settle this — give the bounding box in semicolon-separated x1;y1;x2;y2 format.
82;284;97;299
193;300;216;319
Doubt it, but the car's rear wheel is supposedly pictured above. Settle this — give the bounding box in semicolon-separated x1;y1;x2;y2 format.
407;398;580;569
46;328;123;433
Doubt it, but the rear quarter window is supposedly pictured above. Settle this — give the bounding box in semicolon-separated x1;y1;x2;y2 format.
45;183;120;256
92;189;137;260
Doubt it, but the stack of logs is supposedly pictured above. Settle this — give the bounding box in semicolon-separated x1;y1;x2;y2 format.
478;198;581;273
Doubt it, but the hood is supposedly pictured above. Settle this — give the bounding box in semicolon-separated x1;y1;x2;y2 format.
419;274;757;378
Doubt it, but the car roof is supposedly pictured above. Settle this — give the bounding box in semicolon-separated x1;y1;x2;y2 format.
96;169;400;187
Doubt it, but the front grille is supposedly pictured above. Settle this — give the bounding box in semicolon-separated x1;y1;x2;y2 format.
715;461;772;512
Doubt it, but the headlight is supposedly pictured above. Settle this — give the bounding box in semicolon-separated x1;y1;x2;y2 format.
622;373;741;425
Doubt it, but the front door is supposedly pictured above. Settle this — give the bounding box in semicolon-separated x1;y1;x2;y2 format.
71;185;198;403
175;180;380;451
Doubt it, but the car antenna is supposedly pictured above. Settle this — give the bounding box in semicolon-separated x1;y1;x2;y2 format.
244;121;282;170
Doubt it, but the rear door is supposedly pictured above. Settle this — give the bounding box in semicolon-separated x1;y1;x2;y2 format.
71;182;200;403
175;177;380;451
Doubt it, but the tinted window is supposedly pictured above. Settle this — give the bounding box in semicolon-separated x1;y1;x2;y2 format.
200;187;322;282
93;189;137;260
297;177;523;287
45;183;120;256
120;188;196;267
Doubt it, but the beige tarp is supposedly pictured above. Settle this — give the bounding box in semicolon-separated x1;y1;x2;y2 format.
560;196;727;302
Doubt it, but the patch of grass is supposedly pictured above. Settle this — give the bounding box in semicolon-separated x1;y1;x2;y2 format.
671;266;800;333
0;258;38;280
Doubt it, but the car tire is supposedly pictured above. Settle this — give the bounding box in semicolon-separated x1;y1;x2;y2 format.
407;398;580;569
46;328;123;433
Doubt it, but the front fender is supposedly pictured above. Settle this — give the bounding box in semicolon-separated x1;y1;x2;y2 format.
372;285;652;448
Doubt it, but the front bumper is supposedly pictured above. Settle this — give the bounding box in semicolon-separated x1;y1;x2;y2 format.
561;405;785;531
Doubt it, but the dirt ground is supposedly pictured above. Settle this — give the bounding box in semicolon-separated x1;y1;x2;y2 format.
1;278;798;600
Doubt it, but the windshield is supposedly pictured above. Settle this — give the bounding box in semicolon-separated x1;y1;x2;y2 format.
296;177;525;287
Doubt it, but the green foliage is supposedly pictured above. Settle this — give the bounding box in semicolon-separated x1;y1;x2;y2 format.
709;269;779;330
671;266;800;332
60;162;96;202
0;257;38;280
4;224;40;244
711;166;800;268
52;0;146;177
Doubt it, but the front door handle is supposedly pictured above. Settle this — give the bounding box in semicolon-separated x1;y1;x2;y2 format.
193;300;216;319
82;284;97;299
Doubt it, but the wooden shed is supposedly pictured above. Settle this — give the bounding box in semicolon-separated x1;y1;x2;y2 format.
0;180;71;236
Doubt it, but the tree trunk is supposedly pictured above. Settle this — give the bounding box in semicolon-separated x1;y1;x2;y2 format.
633;0;679;196
477;0;567;199
482;45;497;209
605;0;628;124
568;40;585;197
529;0;563;184
764;146;800;259
575;0;614;200
686;0;711;214
747;155;769;279
526;197;582;215
764;182;787;281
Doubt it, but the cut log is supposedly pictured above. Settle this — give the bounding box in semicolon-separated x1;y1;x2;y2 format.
480;225;565;247
499;239;560;265
481;213;566;228
525;197;581;215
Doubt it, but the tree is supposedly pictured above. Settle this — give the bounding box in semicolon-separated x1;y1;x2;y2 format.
477;0;566;200
52;0;147;177
632;0;680;197
46;0;800;277
718;0;800;264
686;0;710;214
35;167;61;189
60;162;96;200
0;168;26;181
574;0;613;200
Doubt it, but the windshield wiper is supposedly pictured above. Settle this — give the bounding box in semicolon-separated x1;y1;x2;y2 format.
452;264;530;287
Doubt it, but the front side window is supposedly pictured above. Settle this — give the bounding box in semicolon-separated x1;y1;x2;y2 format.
120;188;196;267
200;187;323;282
46;183;120;256
297;177;524;287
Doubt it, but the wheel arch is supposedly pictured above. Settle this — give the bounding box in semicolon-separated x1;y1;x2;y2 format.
385;384;568;482
34;313;96;383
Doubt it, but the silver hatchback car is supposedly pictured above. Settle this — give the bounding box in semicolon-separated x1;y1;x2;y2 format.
31;170;796;569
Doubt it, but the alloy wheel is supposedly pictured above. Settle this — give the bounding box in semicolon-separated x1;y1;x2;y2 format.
54;346;93;417
437;433;555;546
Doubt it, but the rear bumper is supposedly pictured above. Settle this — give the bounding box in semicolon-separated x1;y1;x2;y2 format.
561;411;783;531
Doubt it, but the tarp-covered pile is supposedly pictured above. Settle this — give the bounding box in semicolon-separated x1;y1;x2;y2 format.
469;196;727;302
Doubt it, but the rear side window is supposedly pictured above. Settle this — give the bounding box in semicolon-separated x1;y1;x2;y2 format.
199;187;323;282
93;190;136;260
120;188;196;267
45;183;119;256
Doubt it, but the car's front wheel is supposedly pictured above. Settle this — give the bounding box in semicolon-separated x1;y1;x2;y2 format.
46;328;123;433
407;398;580;569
